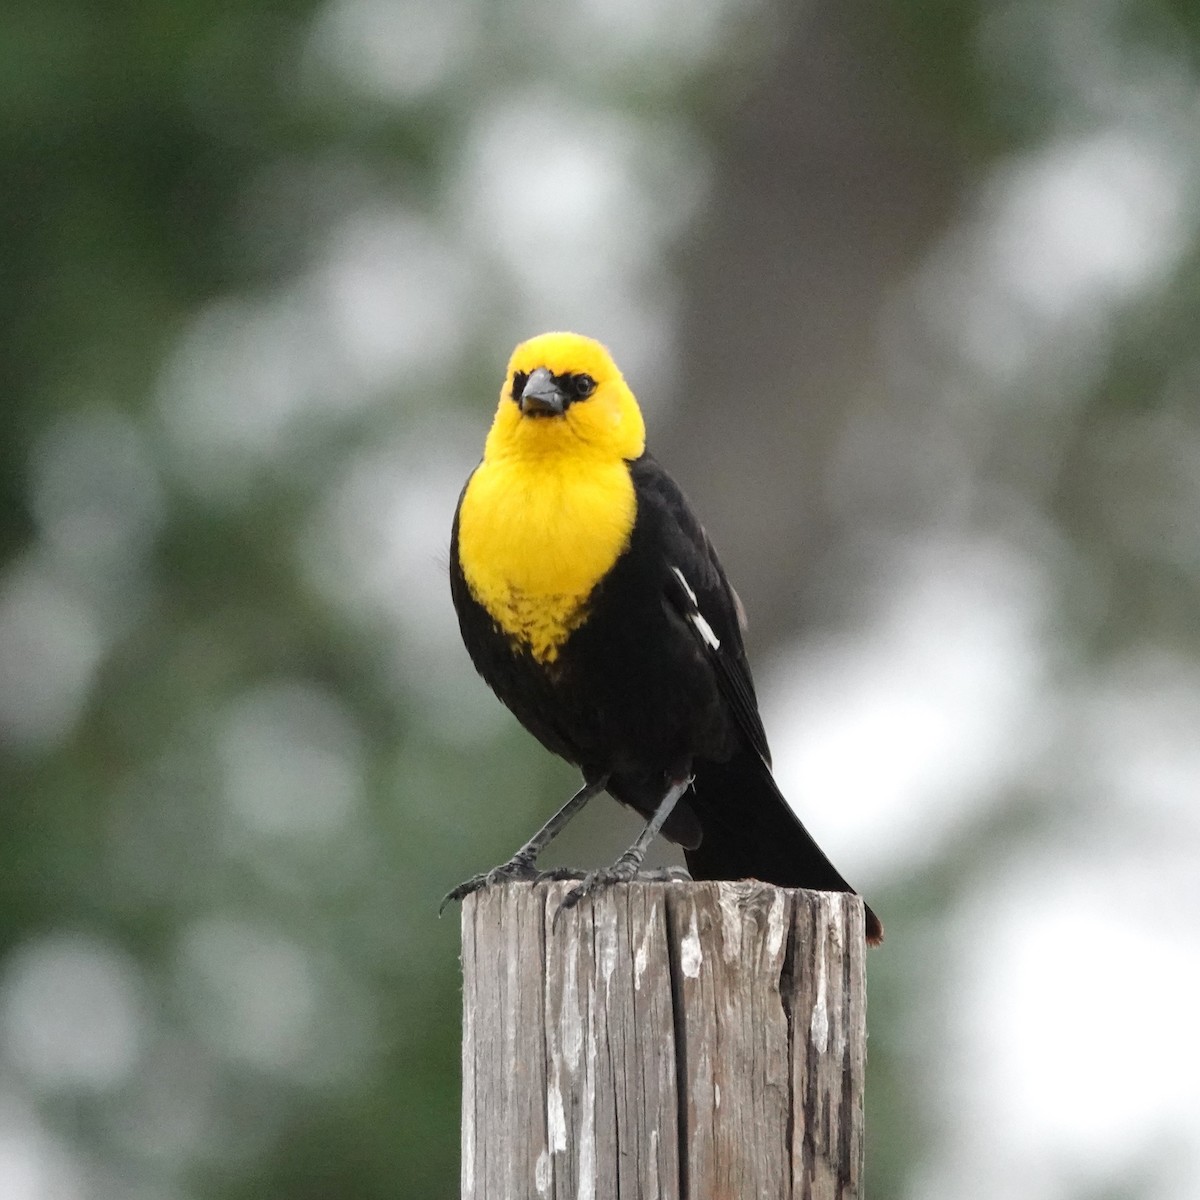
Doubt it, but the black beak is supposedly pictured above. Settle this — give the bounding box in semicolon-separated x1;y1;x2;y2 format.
520;367;566;416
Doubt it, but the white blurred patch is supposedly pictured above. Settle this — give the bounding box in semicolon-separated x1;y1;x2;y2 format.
156;294;333;493
218;681;364;839
913;644;1200;1200
955;130;1180;379
986;130;1187;315
562;0;759;68
766;538;1048;878
0;1100;87;1200
308;0;474;103
864;128;1192;538
302;428;511;744
303;428;473;646
458;95;703;279
918;854;1200;1200
916;128;1191;387
0;935;146;1092
311;208;471;393
453;93;703;379
177;918;317;1074
157;207;469;496
0;566;103;749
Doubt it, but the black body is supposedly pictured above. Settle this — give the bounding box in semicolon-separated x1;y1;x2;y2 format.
451;452;881;941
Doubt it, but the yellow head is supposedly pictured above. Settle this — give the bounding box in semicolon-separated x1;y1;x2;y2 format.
483;332;646;463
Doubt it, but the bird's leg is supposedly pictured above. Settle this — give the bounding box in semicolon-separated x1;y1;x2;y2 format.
439;776;609;913
556;776;693;917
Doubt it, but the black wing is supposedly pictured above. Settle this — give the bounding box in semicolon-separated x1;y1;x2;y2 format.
629;455;772;766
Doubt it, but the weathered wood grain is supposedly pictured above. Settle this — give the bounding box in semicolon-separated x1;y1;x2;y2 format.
460;881;867;1200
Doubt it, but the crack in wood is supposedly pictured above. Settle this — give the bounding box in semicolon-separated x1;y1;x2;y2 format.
780;895;799;1200
663;889;691;1200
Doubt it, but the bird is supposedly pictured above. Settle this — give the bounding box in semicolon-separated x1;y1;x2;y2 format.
443;331;882;945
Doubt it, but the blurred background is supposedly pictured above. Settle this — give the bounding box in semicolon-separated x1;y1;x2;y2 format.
2;0;1199;1195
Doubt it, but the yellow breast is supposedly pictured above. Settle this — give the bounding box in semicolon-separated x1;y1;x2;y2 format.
457;454;637;663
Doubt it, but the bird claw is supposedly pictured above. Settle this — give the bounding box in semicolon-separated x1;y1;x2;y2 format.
554;864;634;927
439;858;595;914
552;861;691;928
439;856;539;914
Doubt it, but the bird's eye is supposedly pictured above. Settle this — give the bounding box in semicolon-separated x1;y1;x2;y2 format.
511;371;528;401
572;374;596;398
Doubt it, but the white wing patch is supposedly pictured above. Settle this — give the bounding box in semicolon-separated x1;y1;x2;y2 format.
670;566;698;605
670;567;721;650
691;611;721;650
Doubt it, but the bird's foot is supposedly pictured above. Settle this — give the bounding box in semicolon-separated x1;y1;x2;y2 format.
439;858;598;913
439;854;540;914
553;860;692;925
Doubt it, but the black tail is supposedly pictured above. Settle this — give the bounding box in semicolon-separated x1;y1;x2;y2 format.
684;750;883;945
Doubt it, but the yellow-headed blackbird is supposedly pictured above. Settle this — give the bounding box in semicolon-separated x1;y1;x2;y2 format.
445;332;881;944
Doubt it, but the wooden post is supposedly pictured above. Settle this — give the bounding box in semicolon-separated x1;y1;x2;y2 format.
460;880;867;1199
